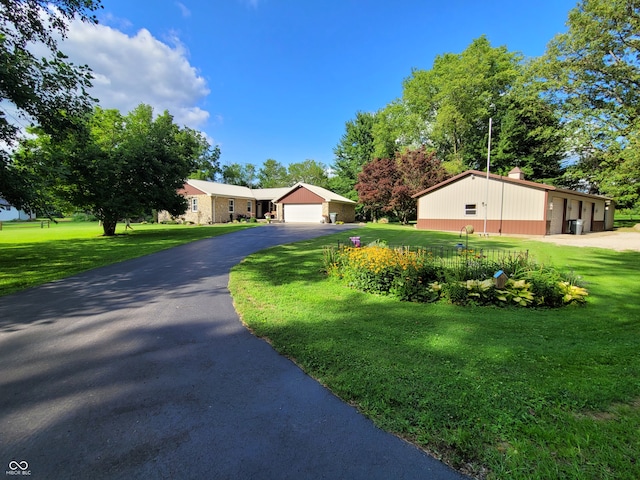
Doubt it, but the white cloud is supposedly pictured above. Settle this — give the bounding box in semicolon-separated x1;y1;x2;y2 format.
60;19;210;129
176;2;191;18
97;12;133;31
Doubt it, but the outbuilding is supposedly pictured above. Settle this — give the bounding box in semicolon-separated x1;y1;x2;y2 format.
412;168;615;235
0;198;33;221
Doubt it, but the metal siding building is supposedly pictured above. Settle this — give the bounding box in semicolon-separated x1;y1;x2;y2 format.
413;169;614;236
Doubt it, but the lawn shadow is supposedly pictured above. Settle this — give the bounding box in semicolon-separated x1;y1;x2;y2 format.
0;224;359;332
235;243;640;477
0;223;256;296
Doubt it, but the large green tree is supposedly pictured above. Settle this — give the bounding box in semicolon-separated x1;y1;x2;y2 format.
371;36;565;181
1;0;102;209
536;0;640;207
188;140;221;181
492;88;566;180
330;111;376;200
401;36;522;167
371;101;423;161
287;159;329;188
14;104;206;235
221;163;257;187
257;159;289;187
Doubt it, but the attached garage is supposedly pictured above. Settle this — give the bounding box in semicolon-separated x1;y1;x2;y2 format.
283;204;323;223
275;183;356;223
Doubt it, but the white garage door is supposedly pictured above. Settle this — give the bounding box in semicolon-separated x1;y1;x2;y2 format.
284;204;323;223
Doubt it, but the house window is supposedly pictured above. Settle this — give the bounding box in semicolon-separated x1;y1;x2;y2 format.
247;200;252;213
228;199;234;213
191;198;198;212
465;203;477;215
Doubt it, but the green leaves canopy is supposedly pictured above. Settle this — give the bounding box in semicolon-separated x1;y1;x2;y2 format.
401;36;522;167
536;0;640;207
330;111;376;200
367;36;565;182
287;159;329;188
1;0;102;209
222;163;257;187
258;159;289;188
14;104;207;235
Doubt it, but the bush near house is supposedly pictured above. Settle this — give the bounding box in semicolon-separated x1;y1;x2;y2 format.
323;242;588;307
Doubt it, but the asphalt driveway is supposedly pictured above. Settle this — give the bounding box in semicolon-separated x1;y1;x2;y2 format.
0;224;469;479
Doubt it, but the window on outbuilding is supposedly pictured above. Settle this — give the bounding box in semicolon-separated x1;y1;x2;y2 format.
465;203;477;215
228;199;234;213
191;198;198;212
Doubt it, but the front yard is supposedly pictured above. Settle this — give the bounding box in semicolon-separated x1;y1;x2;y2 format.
229;224;640;479
0;220;255;296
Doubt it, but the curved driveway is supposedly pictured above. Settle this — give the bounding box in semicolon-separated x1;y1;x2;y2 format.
0;224;469;480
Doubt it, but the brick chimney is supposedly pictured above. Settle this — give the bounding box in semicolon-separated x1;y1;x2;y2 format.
508;167;524;180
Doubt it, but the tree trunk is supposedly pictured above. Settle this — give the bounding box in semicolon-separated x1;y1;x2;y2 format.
102;217;118;236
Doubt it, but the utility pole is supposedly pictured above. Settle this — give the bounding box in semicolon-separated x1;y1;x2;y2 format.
483;118;492;237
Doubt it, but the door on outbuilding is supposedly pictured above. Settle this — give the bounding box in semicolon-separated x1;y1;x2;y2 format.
283;204;323;223
549;196;565;234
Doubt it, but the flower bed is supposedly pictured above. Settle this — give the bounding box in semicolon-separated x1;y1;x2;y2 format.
323;241;588;307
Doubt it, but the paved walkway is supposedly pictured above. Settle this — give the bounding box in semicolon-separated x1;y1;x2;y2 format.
0;225;469;479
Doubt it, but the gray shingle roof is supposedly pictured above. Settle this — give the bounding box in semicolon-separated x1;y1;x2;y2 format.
185;180;355;203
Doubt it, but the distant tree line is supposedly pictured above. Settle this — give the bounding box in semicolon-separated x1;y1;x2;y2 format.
330;0;640;215
217;158;330;189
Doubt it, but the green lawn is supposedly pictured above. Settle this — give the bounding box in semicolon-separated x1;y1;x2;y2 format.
0;220;256;296
229;224;640;480
614;214;640;229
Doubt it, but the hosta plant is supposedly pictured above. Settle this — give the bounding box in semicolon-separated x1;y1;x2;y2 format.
496;279;535;306
558;281;589;304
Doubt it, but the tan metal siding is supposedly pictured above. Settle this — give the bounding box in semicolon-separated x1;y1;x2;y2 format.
416;171;615;235
568;199;580;220
419;175;483;219
500;182;545;220
593;200;605;221
418;175;545;221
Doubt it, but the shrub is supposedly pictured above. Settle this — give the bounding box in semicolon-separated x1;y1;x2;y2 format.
71;212;97;222
442;281;469;305
324;243;587;308
519;268;565;307
389;265;442;302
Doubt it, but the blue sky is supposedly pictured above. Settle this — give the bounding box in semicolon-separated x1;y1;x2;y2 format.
60;0;579;170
